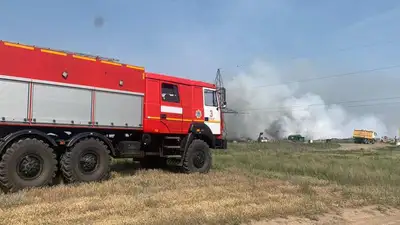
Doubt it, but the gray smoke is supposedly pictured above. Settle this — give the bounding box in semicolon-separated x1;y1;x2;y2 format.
224;60;389;140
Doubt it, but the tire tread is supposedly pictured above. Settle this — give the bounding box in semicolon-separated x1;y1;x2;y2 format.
60;138;111;184
181;139;211;173
0;138;57;193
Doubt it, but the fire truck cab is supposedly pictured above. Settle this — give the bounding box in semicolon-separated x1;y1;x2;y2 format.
0;40;227;193
144;72;222;135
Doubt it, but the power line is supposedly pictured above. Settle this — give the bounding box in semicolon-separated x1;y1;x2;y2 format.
291;39;400;59
220;41;400;113
232;96;400;113
243;96;400;111
225;39;400;72
235;102;400;114
336;39;398;52
219;39;400;88
252;64;400;88
344;101;400;109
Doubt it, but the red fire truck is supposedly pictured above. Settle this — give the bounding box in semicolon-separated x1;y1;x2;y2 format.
0;40;227;193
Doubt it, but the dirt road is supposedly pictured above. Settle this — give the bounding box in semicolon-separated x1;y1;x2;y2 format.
249;206;400;225
338;143;391;151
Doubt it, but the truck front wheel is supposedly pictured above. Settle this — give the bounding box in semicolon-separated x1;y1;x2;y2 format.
0;138;57;193
182;139;212;173
61;138;111;184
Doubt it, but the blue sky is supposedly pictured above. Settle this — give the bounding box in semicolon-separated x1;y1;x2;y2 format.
1;0;400;134
1;0;400;80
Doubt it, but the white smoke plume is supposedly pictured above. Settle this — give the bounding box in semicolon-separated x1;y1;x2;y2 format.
224;60;389;140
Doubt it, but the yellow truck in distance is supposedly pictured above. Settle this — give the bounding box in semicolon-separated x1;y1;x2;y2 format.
353;129;377;144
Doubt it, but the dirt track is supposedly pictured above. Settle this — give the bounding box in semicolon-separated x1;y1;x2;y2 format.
249;206;400;225
338;143;391;151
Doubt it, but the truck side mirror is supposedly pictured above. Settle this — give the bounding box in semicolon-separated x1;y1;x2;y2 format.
221;101;227;109
221;87;227;108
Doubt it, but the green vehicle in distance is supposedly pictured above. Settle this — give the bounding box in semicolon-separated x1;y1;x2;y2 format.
288;134;305;142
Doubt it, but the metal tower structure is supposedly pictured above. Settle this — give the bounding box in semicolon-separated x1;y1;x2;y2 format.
214;68;224;100
214;68;239;139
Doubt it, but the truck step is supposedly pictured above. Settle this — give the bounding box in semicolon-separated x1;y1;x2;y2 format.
164;155;182;159
145;152;160;156
166;158;181;166
118;152;144;158
164;136;180;140
163;145;181;149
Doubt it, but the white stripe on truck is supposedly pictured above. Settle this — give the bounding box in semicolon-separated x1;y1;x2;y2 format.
161;105;183;114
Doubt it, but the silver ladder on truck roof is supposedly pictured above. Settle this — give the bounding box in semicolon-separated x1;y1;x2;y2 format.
40;46;120;62
5;40;120;63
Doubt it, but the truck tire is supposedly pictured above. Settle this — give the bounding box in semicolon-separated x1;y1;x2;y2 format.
0;138;57;193
61;138;111;184
182;139;212;173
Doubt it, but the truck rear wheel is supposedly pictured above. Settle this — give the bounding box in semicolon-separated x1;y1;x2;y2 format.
0;138;57;193
182;139;212;173
61;138;111;184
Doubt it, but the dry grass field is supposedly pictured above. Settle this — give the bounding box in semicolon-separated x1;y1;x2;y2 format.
0;142;400;225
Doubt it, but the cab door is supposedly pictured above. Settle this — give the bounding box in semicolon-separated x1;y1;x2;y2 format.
203;88;221;135
160;82;182;133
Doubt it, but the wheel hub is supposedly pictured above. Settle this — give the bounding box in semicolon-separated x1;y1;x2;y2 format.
17;155;42;179
193;151;206;168
79;153;98;173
